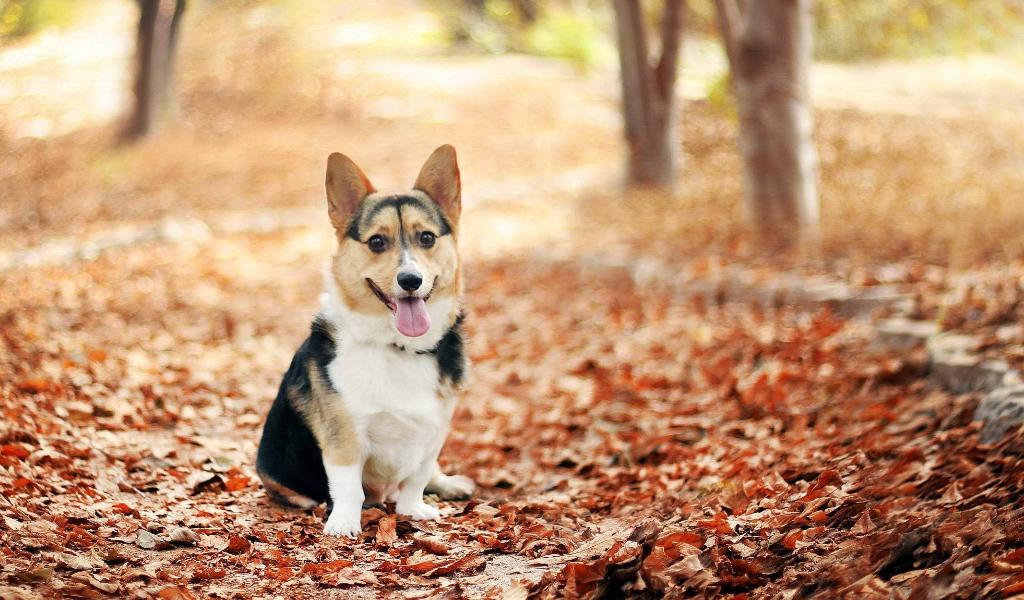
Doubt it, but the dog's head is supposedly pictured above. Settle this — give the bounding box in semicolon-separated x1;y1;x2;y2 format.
324;145;462;342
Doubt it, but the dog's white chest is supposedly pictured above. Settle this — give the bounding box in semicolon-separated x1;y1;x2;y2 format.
327;341;448;486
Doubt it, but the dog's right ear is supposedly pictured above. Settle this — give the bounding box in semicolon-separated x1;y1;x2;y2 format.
326;152;375;231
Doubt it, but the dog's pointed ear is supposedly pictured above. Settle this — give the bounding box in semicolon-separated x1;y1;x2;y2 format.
326;152;375;231
414;145;461;226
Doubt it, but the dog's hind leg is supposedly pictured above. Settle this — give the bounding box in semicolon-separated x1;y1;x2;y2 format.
425;462;474;500
396;459;441;520
258;468;320;510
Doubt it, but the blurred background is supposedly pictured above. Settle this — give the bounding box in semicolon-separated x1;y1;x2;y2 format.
2;0;1023;271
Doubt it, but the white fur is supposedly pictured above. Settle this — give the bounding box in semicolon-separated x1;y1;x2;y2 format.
318;273;459;537
398;249;420;283
428;468;475;499
323;463;363;537
321;263;456;353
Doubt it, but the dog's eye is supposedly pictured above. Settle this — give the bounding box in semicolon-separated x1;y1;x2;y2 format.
367;235;387;253
418;231;435;248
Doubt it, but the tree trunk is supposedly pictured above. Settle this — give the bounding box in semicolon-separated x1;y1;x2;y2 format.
715;0;819;244
162;0;187;121
612;0;684;189
123;0;187;140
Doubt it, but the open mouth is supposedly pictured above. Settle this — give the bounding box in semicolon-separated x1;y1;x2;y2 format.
366;278;437;338
366;278;396;311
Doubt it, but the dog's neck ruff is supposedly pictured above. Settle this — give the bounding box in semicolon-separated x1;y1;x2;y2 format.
319;266;457;354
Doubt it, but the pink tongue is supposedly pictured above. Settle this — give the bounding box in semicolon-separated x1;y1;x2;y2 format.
395;297;430;337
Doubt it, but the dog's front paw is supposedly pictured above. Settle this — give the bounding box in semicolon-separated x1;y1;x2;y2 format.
396;500;441;521
324;510;362;538
427;474;475;500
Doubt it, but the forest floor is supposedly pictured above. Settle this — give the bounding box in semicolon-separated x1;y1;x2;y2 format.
3;1;1024;599
3;221;1024;600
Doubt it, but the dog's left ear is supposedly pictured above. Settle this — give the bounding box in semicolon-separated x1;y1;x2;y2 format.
414;145;461;227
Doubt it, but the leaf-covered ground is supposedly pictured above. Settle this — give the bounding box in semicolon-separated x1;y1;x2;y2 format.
2;224;1024;599
4;3;1024;598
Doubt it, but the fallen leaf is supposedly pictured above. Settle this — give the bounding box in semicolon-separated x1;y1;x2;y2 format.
264;566;295;581
192;567;226;581
156;586;199;600
135;529;165;550
224;535;251;555
423;554;486;577
17;377;56;394
360;506;387;528
110;503;137;516
781;530;804;550
375;515;397;545
501;582;529;600
186;471;223;495
70;572;119;594
413;534;450;555
0;444;30;459
53;552;104;571
301;560;355;577
13;568;52;583
0;585;45;600
166;527;199;545
696;512;733;535
225;474;250;492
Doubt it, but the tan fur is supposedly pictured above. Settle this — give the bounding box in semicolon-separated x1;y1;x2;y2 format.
329;192;461;317
326;152;376;232
414;145;462;226
257;468;320;509
292;360;360;466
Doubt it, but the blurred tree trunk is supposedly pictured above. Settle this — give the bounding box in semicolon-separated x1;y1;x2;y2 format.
714;0;818;245
123;0;187;141
163;0;187;112
511;0;539;23
612;0;684;189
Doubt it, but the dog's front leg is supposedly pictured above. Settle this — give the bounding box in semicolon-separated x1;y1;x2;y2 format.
323;462;364;537
303;364;364;537
395;459;441;521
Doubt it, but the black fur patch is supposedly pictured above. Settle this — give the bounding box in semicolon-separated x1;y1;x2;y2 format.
255;316;337;505
344;213;361;241
257;313;466;508
346;194;452;241
434;313;466;387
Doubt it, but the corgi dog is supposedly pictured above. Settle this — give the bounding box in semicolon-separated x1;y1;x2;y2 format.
256;145;473;537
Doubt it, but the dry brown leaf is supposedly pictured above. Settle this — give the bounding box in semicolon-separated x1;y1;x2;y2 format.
375;515;398;545
224;535;251;555
166;527;199;546
412;534;450;555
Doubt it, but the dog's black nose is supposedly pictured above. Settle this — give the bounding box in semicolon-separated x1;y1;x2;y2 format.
397;272;423;292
